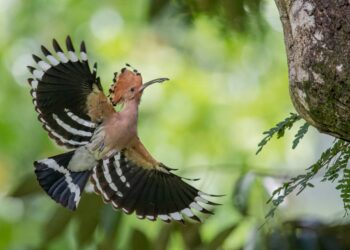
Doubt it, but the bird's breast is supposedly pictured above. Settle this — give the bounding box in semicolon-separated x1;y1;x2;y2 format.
104;114;138;151
88;112;138;160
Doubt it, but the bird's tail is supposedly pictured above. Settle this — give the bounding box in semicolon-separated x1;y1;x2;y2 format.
91;152;222;223
34;151;92;210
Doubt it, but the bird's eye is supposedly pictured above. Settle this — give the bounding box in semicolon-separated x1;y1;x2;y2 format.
130;87;135;92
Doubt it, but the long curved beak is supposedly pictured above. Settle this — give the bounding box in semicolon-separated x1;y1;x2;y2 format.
139;77;169;92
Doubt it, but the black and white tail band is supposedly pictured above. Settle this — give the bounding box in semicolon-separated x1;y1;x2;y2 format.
34;151;91;210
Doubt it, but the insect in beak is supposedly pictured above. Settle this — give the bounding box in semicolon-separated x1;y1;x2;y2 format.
139;77;169;92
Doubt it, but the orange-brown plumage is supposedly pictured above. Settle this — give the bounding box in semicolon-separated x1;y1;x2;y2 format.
86;85;115;122
87;68;163;161
29;36;220;221
126;137;158;168
110;68;143;105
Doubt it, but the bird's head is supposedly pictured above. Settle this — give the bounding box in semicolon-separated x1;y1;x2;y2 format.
109;66;169;105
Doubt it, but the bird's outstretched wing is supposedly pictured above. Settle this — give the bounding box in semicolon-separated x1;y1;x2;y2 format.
91;139;221;223
27;36;114;148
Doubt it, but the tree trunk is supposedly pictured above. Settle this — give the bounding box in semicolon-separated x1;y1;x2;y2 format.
275;0;350;141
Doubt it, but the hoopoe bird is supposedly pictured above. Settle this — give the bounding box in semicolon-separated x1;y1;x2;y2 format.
27;36;220;223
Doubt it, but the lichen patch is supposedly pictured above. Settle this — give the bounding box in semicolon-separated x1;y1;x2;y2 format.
296;88;309;111
336;64;343;72
290;0;315;36
290;66;310;82
313;30;324;41
311;71;324;84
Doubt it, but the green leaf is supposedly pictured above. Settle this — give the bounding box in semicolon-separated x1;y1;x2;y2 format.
256;113;301;154
130;228;151;250
307;183;314;188
179;223;202;249
75;194;104;247
292;122;310;149
154;224;175;250
97;206;123;250
203;224;238;250
10;175;41;197
233;173;256;215
38;207;74;250
266;139;350;219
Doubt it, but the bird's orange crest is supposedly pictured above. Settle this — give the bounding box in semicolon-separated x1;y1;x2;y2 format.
109;65;142;105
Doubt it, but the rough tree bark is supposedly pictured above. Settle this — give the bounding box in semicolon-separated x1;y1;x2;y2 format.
275;0;350;141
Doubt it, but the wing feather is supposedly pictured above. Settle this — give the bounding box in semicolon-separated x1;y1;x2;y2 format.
27;36;114;148
91;147;221;223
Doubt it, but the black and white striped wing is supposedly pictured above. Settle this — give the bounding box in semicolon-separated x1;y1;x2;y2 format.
28;36;101;148
91;152;221;223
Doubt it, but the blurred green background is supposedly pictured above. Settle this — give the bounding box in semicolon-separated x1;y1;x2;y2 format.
0;0;349;249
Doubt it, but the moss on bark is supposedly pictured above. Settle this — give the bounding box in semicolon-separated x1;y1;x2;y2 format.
275;0;350;141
